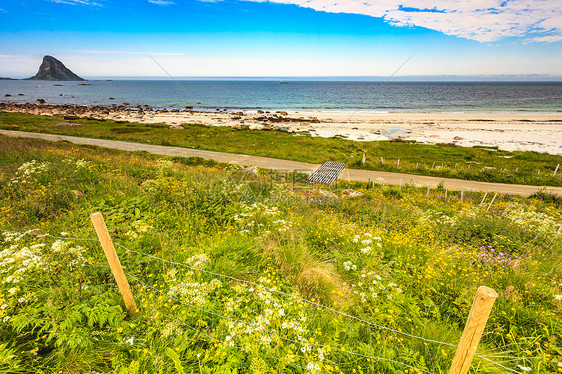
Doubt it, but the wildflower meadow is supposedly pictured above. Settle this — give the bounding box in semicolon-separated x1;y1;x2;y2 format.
0;134;561;373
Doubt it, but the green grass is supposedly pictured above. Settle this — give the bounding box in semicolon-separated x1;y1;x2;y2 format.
1;135;561;373
1;111;562;187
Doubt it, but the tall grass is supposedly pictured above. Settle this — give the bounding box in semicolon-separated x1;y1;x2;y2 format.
0;135;560;373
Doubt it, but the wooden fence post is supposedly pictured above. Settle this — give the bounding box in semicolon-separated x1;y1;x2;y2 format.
449;286;498;374
90;212;138;317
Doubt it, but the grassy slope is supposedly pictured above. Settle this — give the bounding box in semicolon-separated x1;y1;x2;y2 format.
1;111;562;187
0;135;561;373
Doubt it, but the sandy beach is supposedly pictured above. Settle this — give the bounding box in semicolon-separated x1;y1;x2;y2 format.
2;103;561;155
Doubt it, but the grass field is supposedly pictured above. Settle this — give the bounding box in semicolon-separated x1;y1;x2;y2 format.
1;111;562;187
0;135;561;373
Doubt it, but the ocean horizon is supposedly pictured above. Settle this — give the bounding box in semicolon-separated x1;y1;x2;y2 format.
5;74;562;81
1;80;561;113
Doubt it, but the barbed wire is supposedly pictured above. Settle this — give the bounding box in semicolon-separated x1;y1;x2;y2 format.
128;271;310;372
124;271;238;323
279;334;434;374
118;243;524;374
1;228;99;243
126;268;434;374
117;243;458;348
127;283;309;372
0;228;526;373
475;355;526;374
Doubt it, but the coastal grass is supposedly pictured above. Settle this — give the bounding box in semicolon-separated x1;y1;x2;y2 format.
1;135;561;373
1;111;562;187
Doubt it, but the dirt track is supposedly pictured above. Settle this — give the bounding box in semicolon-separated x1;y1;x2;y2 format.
2;129;561;196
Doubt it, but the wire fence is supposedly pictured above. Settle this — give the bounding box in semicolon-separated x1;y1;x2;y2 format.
124;268;433;374
1;228;528;374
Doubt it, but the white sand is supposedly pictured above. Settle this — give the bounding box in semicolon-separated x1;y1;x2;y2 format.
8;105;562;155
115;110;562;155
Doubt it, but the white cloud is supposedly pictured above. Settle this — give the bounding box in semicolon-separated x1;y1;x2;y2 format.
148;0;175;5
241;0;562;43
49;0;102;6
525;35;562;43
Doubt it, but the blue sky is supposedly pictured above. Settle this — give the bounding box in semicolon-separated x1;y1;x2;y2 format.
1;0;561;78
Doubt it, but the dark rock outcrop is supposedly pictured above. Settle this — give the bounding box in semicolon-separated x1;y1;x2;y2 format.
27;56;85;81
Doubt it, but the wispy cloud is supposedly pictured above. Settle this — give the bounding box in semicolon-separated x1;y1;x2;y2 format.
148;0;175;5
49;0;102;6
240;0;562;43
75;50;187;56
525;34;562;43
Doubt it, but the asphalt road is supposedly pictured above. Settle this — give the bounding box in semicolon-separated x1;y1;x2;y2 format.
2;129;561;196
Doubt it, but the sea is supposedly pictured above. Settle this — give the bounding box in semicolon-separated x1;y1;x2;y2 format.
1;80;561;113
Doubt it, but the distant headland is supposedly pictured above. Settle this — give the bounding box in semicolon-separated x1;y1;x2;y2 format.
27;56;85;81
0;56;85;81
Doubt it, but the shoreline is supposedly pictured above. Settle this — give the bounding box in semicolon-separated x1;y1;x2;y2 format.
4;128;562;195
1;102;561;155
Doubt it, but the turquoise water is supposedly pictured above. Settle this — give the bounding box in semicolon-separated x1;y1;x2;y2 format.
1;80;561;112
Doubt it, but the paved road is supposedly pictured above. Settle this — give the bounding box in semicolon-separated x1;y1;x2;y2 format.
2;129;561;196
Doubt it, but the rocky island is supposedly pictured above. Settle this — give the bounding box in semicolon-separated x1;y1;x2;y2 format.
26;55;85;81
